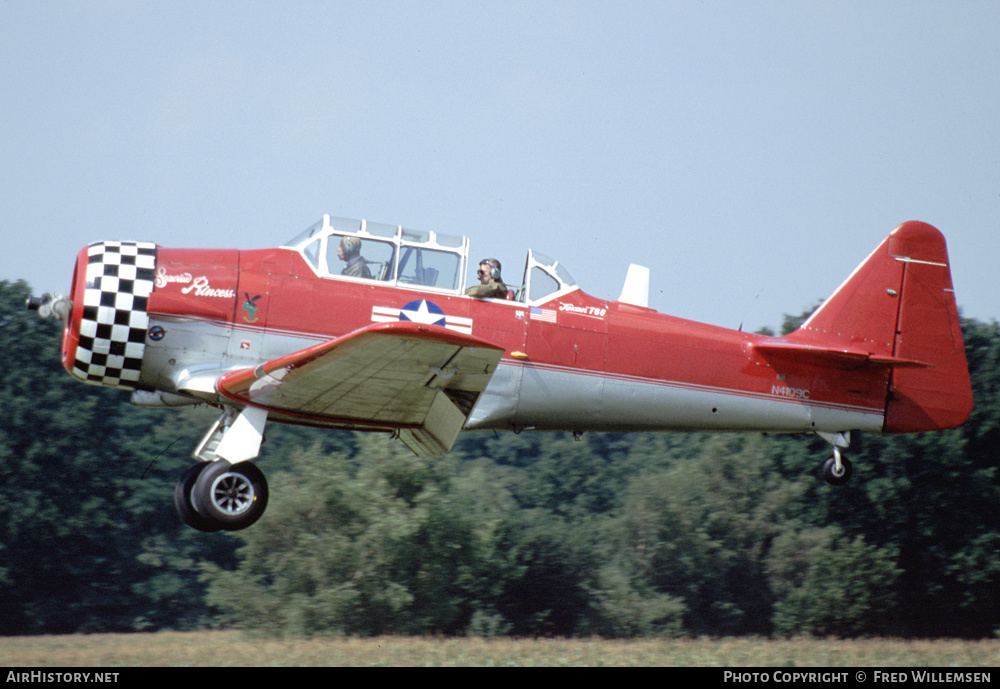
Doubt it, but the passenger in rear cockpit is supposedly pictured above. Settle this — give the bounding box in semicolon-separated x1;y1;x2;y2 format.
337;236;373;279
466;258;507;299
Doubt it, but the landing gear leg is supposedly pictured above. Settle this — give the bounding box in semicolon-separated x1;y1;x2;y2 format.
817;431;853;486
822;447;853;486
175;406;272;532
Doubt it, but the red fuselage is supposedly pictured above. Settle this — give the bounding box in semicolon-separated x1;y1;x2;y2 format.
59;220;972;442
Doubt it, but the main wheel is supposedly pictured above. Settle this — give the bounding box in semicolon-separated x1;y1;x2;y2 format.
822;455;853;486
174;462;223;532
191;460;269;531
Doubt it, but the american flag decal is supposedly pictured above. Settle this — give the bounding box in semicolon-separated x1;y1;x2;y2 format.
529;307;557;323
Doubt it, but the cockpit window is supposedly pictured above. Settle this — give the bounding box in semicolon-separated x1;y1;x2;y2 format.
522;250;578;304
528;266;560;302
283;215;469;292
283;219;324;249
326;234;396;281
301;236;321;270
365;221;400;240
532;251;577;288
397;245;462;290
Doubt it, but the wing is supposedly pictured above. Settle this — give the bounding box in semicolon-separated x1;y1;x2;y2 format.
217;321;505;455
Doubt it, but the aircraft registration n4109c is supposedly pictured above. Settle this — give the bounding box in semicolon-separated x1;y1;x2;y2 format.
26;215;973;532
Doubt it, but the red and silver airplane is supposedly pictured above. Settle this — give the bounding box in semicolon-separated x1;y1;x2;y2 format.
27;215;973;532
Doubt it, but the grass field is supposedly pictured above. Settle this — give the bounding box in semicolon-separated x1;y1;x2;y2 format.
1;631;998;667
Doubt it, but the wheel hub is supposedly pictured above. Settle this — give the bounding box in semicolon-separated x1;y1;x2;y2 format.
211;473;256;515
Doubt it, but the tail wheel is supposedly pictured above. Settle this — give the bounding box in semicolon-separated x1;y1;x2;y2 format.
822;455;853;486
191;460;269;531
174;462;223;532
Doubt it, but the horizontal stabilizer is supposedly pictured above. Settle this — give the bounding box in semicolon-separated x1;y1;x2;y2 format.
753;340;932;370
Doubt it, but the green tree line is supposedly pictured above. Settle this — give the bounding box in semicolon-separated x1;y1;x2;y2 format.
2;279;998;637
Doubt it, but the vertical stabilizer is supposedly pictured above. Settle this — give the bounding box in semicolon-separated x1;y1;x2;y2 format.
792;221;972;432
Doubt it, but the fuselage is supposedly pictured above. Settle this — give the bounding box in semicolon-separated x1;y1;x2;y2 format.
60;236;888;438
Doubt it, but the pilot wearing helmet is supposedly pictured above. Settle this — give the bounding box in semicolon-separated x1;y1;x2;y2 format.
337;236;373;279
466;258;507;299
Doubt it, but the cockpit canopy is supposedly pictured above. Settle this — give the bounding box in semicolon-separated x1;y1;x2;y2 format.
282;215;578;304
283;215;468;291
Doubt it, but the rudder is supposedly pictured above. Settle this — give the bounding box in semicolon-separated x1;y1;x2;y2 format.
882;221;972;432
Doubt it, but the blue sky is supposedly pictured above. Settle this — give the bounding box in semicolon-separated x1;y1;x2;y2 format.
3;1;998;333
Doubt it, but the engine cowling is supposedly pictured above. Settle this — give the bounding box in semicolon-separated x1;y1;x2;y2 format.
62;241;158;389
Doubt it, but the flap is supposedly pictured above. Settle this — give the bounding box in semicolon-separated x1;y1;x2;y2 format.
216;321;504;454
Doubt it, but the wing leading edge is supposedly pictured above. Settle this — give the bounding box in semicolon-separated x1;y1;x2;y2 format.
217;321;505;455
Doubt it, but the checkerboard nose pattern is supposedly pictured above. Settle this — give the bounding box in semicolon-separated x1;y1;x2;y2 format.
70;241;158;389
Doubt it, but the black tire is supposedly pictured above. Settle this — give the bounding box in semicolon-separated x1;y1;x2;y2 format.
191;460;269;531
822;455;853;486
174;462;223;532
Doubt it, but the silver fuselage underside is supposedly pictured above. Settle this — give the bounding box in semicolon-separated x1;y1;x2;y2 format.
138;315;884;437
